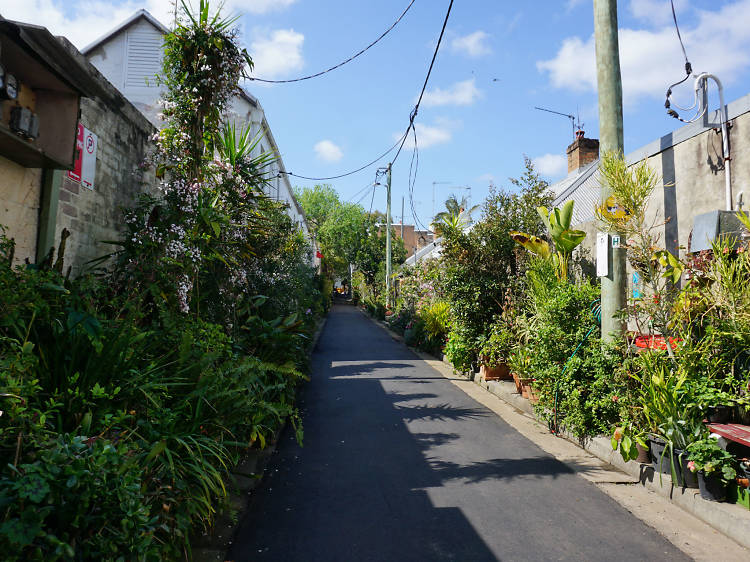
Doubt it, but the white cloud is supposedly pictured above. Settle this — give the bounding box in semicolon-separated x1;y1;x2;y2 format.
1;0;175;49
451;31;491;57
228;0;298;15
537;1;750;103
532;154;568;178
248;28;304;79
0;1;299;50
421;78;482;107
314;140;343;163
395;120;457;150
477;173;495;184
629;0;689;26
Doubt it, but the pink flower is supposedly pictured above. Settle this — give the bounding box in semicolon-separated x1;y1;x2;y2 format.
687;460;696;472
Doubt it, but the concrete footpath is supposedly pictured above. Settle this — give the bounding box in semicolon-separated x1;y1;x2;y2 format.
225;305;738;561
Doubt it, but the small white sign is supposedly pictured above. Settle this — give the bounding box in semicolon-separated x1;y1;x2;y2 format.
81;127;97;190
611;234;621;248
597;232;609;277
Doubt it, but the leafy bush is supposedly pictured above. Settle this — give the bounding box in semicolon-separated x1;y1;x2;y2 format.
0;436;157;560
444;323;477;373
521;260;623;438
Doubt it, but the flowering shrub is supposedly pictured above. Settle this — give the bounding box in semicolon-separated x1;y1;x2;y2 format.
0;1;323;559
686;438;738;483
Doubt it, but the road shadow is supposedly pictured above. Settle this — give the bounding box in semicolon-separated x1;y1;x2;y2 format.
427;456;574;484
229;305;684;562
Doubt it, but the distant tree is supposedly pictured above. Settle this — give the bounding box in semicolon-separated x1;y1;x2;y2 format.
354;212;407;293
293;184;340;234
318;202;368;279
431;194;479;237
440;156;554;337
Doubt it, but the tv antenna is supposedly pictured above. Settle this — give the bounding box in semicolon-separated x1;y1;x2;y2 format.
534;106;584;138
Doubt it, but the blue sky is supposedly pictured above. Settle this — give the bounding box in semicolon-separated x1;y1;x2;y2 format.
6;0;750;227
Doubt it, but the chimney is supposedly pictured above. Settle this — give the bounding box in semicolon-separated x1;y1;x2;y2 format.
566;130;599;173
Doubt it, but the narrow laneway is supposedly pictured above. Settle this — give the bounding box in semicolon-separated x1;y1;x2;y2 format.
229;305;684;561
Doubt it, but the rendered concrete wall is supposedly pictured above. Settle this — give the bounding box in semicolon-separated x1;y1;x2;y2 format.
572;99;750;266
0;156;42;264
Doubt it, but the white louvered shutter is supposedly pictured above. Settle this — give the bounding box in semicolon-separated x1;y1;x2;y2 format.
125;26;162;89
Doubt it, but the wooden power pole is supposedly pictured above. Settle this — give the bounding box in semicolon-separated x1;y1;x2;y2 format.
594;0;626;342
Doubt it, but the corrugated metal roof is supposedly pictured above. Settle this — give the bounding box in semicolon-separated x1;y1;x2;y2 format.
546;160;601;225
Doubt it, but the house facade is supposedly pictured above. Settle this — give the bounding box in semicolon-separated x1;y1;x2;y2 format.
81;10;312;250
548;91;750;264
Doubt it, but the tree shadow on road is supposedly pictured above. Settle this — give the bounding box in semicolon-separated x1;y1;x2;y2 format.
396;402;489;422
426;456;574;484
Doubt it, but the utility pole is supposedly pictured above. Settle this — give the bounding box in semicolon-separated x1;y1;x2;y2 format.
385;164;392;309
401;196;404;239
594;0;626;342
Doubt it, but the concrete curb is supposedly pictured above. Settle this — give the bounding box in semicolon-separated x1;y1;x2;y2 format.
368;311;750;551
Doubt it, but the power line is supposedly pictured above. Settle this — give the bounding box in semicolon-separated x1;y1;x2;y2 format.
670;0;690;68
283;130;409;182
354;183;376;206
249;0;417;84
664;0;693;114
391;0;454;166
407;125;429;233
369;170;385;216
281;0;453;185
349;180;376;203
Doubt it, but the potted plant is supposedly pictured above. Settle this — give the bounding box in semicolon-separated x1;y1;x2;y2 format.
611;423;650;464
686;438;738;502
632;365;702;487
508;345;532;398
478;321;514;381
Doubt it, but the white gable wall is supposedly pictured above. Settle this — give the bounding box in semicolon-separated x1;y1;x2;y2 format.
86;18;164;125
84;13;311;249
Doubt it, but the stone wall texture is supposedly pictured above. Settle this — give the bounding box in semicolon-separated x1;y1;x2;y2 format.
53;38;157;276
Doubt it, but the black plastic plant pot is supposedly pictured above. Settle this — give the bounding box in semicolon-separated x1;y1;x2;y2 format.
706;405;732;424
698;471;727;502
674;450;699;489
649;437;670;475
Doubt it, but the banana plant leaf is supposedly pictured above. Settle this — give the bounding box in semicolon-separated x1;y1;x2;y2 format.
510;231;551;259
556;229;587;254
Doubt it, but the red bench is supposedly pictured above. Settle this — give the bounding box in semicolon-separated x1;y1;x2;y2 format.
706;423;750;448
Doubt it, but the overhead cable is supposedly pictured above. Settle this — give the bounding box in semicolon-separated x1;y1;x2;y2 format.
249;0;417;84
283;130;409;182
281;0;453;184
391;0;454;166
664;0;694;116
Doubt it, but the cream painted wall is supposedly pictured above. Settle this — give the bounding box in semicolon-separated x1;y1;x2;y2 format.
0;156;42;264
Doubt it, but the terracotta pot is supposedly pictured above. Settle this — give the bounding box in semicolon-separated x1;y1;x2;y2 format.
519;377;533;400
526;382;540;404
512;373;523;395
480;362;511;381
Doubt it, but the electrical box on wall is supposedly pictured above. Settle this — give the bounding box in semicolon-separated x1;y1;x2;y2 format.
690;210;748;253
0;18;100;169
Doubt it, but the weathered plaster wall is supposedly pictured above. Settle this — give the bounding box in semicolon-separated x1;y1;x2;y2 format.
572;97;750;265
643;106;750;257
0;157;42;263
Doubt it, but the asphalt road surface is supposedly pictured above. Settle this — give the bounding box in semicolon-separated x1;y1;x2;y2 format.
228;305;685;562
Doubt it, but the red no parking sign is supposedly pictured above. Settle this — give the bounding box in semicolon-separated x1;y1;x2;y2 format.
67;123;98;190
